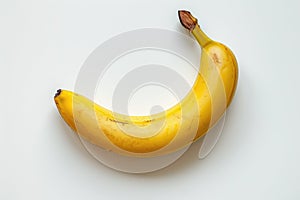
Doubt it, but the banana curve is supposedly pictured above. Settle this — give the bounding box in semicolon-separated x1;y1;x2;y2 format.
54;10;238;157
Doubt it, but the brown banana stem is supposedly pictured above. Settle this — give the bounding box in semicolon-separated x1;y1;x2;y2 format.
178;10;212;47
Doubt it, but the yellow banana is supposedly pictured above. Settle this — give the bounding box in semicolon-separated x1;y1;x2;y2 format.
54;10;238;157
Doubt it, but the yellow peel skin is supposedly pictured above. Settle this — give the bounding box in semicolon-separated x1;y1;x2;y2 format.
54;11;238;157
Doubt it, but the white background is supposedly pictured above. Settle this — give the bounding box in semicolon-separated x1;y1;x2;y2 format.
1;0;300;199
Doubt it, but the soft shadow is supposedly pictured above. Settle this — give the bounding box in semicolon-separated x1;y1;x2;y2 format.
49;109;100;165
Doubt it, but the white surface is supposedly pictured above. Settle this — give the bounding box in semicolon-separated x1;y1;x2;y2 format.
1;0;300;199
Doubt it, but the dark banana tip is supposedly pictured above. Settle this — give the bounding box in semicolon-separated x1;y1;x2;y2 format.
178;10;198;31
54;89;62;98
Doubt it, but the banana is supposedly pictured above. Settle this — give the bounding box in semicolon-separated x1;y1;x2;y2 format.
54;10;238;157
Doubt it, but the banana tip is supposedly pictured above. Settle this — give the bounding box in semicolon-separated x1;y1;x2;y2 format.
178;10;198;31
54;89;62;98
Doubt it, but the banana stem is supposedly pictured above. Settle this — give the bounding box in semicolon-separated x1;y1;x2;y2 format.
178;10;212;47
191;26;212;47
